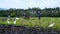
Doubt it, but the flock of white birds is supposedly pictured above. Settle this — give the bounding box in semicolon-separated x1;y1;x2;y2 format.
6;16;55;28
7;17;19;24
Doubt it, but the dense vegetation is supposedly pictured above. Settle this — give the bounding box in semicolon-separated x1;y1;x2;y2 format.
0;7;60;17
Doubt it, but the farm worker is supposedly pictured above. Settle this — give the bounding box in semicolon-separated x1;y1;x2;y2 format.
37;11;42;19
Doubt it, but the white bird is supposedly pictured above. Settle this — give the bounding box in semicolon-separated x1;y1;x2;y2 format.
48;23;55;27
7;19;10;24
14;17;19;24
14;20;16;24
16;17;19;20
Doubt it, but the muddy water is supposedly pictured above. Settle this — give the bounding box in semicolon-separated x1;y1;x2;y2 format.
0;24;60;34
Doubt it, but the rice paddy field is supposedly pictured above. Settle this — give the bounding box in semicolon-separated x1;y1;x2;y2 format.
0;17;60;29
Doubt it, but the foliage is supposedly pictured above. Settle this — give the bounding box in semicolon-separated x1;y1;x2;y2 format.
0;7;60;17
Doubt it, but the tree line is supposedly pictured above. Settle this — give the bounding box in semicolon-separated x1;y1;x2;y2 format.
0;7;60;17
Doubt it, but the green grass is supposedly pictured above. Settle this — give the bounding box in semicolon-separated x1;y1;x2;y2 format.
0;17;60;29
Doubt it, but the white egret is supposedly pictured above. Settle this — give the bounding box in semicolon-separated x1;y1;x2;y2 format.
48;23;55;27
14;19;16;24
7;19;10;24
16;17;19;20
14;17;19;24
